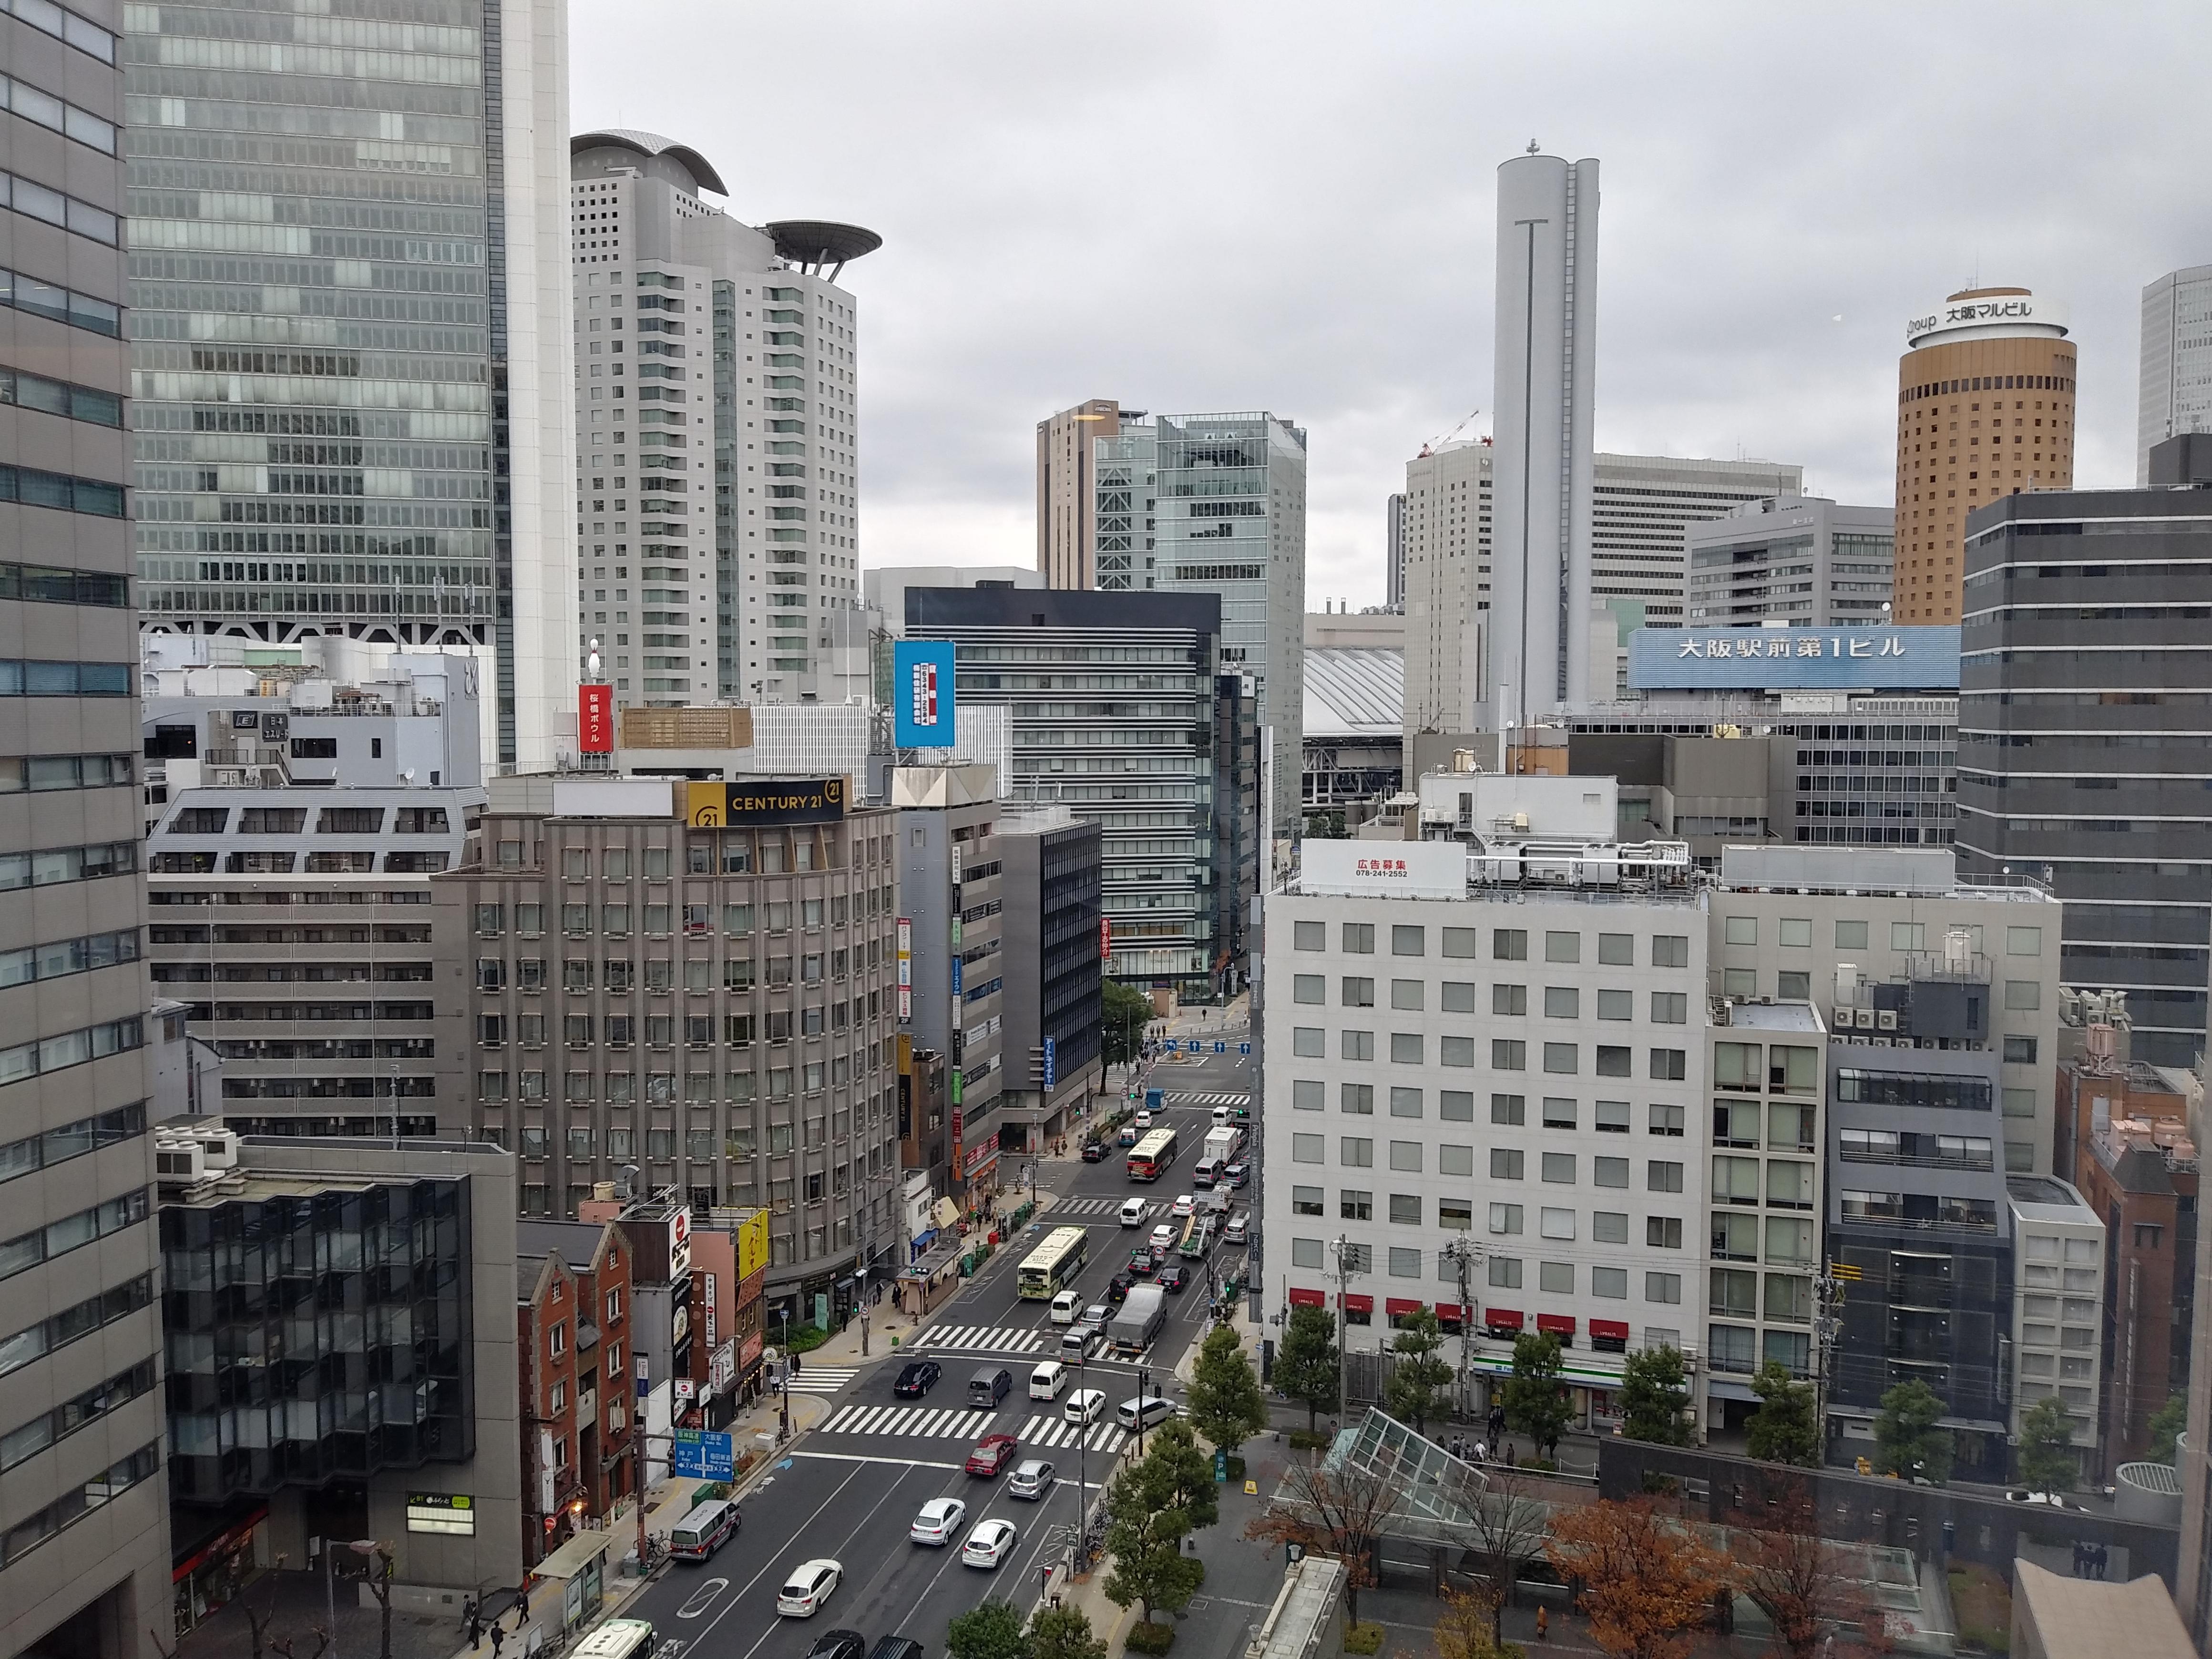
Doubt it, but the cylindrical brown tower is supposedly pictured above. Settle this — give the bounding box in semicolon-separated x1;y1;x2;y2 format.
1893;287;2076;623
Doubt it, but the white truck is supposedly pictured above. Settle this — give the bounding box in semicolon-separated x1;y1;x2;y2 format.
1110;1284;1168;1355
1201;1125;1244;1167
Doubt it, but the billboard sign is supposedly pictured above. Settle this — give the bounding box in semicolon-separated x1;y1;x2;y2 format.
892;639;958;747
1042;1037;1056;1091
579;684;614;753
736;1209;770;1280
686;777;848;827
1627;625;1959;692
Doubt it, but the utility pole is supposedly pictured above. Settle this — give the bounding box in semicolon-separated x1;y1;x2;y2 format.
1815;1260;1852;1448
1442;1237;1481;1420
1329;1235;1357;1412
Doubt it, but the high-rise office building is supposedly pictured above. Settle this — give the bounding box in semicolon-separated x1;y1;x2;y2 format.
1684;495;1895;628
0;1;172;1651
1384;492;1405;609
1401;440;1490;736
125;0;578;775
1592;453;1802;631
1893;287;2076;625
2138;266;2212;485
569;131;878;709
1036;398;1125;590
1085;410;1306;834
1957;439;2212;1069
1490;152;1598;720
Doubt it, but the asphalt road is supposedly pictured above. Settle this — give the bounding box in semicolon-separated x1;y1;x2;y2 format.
618;1029;1260;1657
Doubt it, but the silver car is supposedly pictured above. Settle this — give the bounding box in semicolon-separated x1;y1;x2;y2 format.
1006;1458;1056;1500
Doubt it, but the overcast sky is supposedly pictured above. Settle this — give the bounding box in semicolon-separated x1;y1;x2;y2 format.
573;1;2212;610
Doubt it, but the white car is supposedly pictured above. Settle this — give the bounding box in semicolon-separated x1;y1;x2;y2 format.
1134;1109;1154;1128
775;1558;842;1616
961;1518;1017;1569
1064;1387;1107;1426
909;1497;967;1546
1170;1194;1196;1219
1148;1223;1177;1252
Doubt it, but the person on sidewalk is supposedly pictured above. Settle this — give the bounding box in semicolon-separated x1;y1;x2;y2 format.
1535;1606;1549;1642
490;1625;505;1659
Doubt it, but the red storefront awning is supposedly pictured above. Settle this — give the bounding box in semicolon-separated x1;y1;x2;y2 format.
1485;1308;1524;1331
1588;1319;1631;1342
1385;1298;1425;1317
1288;1287;1325;1308
1536;1313;1577;1336
1435;1303;1464;1321
1342;1293;1374;1314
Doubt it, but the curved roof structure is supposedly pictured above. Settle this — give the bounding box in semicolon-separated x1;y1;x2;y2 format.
570;129;726;195
1303;648;1403;740
765;220;883;272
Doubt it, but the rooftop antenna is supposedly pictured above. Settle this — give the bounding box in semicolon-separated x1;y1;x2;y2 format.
1526;139;1540;154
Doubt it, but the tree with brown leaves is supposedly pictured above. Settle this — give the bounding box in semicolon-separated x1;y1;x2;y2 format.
1461;1464;1553;1649
1434;1584;1508;1659
1544;1496;1728;1659
1244;1453;1394;1627
1736;1483;1889;1659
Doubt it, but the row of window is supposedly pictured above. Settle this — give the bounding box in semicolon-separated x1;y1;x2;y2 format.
0;926;139;989
168;805;447;836
0;261;119;335
1292;920;1690;966
1720;915;2043;955
0;1441;160;1567
480;1002;880;1045
481;946;881;993
152;851;446;875
0;1103;143;1186
1284;1134;1698;1190
0;1188;147;1284
1290;1028;1692;1076
0;167;120;246
0;1271;152;1380
0;838;135;892
0;751;133;792
1293;1235;1684;1305
1296;976;1683;1022
0;366;120;428
0;71;114;152
0;659;129;695
1291;1085;1686;1135
0;1014;143;1087
0;1358;151;1477
479;1056;877;1103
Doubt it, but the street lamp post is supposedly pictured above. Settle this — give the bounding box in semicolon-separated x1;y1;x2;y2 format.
779;1311;791;1442
858;1269;870;1358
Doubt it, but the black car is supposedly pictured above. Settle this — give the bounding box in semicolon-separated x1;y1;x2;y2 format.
1126;1247;1158;1276
1105;1271;1137;1307
893;1359;942;1398
803;1634;866;1659
1081;1141;1109;1163
1155;1264;1191;1294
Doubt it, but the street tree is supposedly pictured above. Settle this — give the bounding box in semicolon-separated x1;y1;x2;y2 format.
945;1599;1029;1659
2016;1395;2078;1495
1545;1496;1729;1659
1746;1361;1821;1467
1502;1331;1572;1463
1275;1303;1341;1432
1433;1585;1509;1659
1461;1464;1552;1649
1383;1308;1456;1435
1872;1379;1953;1485
1028;1603;1109;1659
1245;1453;1394;1628
2150;1393;2189;1465
1618;1346;1692;1446
1143;1415;1219;1532
1186;1324;1268;1463
1735;1482;1872;1659
1102;980;1153;1069
1102;1421;1211;1627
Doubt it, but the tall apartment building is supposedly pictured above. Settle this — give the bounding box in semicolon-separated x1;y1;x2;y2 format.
906;586;1253;1001
1078;410;1306;835
1893;287;2076;624
433;774;901;1309
1490;151;1598;718
0;0;172;1649
568;131;879;710
1399;444;1801;736
1956;446;2212;1068
1036;398;1126;590
1265;784;1713;1430
995;809;1104;1154
891;766;1006;1206
1713;845;2063;1177
125;0;579;774
2138;266;2212;484
1684;496;1895;628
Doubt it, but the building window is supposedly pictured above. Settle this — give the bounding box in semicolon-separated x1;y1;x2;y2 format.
1490;1148;1523;1180
1647;1217;1682;1250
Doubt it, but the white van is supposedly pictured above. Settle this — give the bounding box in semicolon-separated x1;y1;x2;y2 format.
1211;1106;1234;1126
1049;1289;1083;1325
1029;1360;1070;1401
1118;1197;1147;1228
1116;1394;1178;1433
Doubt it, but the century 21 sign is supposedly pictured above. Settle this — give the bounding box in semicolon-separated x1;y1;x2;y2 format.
686;778;848;827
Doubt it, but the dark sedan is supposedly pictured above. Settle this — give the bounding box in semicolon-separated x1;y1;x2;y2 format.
1155;1264;1191;1294
1105;1272;1137;1307
802;1636;865;1659
1081;1141;1109;1163
1126;1247;1158;1276
893;1360;942;1399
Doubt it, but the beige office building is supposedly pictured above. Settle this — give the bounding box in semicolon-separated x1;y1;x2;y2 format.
1036;399;1126;589
1893;288;2077;624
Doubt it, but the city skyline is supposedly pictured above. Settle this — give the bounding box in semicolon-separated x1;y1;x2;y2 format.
568;2;2212;609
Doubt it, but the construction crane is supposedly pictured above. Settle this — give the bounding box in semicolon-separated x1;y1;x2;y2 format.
1417;409;1481;458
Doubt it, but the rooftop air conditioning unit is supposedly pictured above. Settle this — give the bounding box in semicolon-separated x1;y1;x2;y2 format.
192;1128;241;1168
155;1140;205;1181
1876;1010;1898;1031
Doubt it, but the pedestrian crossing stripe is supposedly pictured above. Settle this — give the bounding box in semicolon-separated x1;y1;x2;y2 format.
1161;1092;1252;1106
784;1366;857;1394
812;1403;1124;1454
1050;1197;1126;1216
915;1324;1048;1354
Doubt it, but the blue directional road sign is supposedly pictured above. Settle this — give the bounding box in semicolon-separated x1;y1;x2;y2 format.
1238;1043;1251;1055
670;1428;734;1481
1213;1041;1226;1054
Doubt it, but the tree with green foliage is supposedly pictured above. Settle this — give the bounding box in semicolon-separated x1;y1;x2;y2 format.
1102;979;1153;1069
1101;1427;1207;1628
1618;1345;1692;1446
945;1599;1029;1659
1141;1416;1219;1532
1186;1324;1267;1460
2017;1395;2078;1495
1384;1309;1457;1435
1873;1378;1953;1485
1502;1330;1572;1462
1745;1360;1822;1467
2150;1393;2190;1465
1276;1302;1341;1432
1028;1603;1108;1659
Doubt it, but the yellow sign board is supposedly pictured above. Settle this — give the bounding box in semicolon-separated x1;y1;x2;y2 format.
736;1208;770;1281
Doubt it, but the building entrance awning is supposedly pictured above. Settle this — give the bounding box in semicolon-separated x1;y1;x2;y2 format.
533;1529;613;1580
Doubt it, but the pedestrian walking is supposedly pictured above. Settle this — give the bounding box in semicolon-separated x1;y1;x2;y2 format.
490;1624;505;1659
1475;1438;1488;1464
1536;1606;1549;1642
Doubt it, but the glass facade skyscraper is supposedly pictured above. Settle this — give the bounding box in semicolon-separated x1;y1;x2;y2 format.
124;0;576;772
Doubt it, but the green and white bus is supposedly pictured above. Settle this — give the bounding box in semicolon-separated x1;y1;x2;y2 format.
1017;1225;1091;1300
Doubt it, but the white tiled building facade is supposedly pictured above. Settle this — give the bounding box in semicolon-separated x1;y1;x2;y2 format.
1263;843;1711;1418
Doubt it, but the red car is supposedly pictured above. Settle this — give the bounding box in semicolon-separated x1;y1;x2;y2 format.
965;1433;1020;1477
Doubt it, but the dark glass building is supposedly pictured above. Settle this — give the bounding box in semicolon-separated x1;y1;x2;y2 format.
1956;438;2212;1067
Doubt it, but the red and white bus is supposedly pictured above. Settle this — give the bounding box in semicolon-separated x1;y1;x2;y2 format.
1126;1126;1178;1182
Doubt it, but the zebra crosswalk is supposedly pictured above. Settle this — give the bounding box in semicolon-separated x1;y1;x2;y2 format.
1162;1092;1251;1107
914;1323;1051;1355
813;1402;1126;1453
784;1364;857;1395
1050;1196;1130;1217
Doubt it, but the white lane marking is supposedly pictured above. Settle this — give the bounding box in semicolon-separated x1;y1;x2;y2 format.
674;1579;727;1619
791;1451;965;1470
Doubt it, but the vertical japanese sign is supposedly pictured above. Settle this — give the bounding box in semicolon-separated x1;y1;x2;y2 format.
579;684;614;753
